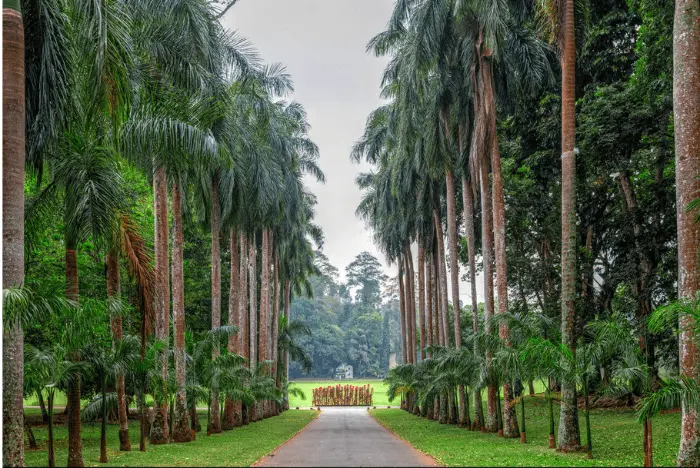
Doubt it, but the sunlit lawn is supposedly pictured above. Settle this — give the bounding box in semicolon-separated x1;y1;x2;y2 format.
24;410;318;467
371;397;680;467
288;379;393;407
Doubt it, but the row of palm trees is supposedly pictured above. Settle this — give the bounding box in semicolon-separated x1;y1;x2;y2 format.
352;0;698;464
2;0;322;466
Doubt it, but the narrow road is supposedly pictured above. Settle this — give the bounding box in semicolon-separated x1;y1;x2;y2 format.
255;407;438;467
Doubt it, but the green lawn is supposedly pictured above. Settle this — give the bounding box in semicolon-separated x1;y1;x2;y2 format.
289;379;393;407
24;410;318;467
371;398;680;467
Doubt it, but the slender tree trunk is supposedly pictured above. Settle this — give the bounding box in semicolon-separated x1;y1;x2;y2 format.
272;242;280;415
37;390;48;424
426;252;434;354
239;234;250;424
674;0;700;464
462;176;484;431
171;182;192;442
48;393;55;467
283;278;291;410
259;229;271;417
398;261;407;365
209;175;222;434
223;229;240;429
248;235;258;421
65;243;85;466
2;5;25;464
406;245;417;364
445;171;462;350
107;251;131;450
418;245;426;360
483;61;518;438
151;166;169;444
477;160;497;433
434;210;451;348
433;248;442;348
558;0;581;451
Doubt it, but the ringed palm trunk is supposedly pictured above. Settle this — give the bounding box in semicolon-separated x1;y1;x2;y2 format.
483;60;519;438
259;229;270;417
239;234;250;424
66;240;84;466
223;229;240;430
209;175;222;434
558;0;582;451
150;166;169;444
463;176;484;430
171;182;192;442
673;0;700;463
479;155;498;433
2;3;25;465
248;235;259;421
398;261;408;366
418;245;426;360
283;278;291;410
446;171;466;424
107;251;131;450
405;245;416;364
272;245;280;415
433;210;450;348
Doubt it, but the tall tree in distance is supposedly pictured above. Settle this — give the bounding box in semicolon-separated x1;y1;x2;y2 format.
673;0;700;463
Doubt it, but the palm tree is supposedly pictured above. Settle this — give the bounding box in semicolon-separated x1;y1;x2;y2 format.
3;2;26;464
25;344;87;468
672;0;700;463
83;335;140;463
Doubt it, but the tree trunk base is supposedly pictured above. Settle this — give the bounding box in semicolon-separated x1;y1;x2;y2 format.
520;432;527;443
149;409;169;445
549;435;556;449
119;429;131;451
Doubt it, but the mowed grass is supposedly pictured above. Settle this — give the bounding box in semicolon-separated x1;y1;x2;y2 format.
371;397;681;467
24;410;318;467
289;379;393;407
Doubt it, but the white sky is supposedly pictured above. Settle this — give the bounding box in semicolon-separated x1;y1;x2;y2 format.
223;0;484;304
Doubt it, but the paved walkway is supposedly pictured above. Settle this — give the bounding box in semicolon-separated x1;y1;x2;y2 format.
255;407;438;467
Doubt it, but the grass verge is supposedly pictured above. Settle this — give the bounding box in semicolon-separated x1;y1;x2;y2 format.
370;397;680;467
24;410;318;467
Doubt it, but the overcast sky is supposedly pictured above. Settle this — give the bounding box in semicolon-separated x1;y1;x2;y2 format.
223;1;484;304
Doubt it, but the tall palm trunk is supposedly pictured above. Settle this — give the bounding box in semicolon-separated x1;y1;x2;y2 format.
283;278;291;401
398;261;408;365
558;0;581;450
107;251;131;450
434;210;451;348
150;166;169;444
445;170;467;425
65;240;84;466
223;229;240;429
462;176;483;430
248;235;259;421
405;245;416;364
2;3;25;465
426;253;434;353
418;245;426;360
239;234;250;424
674;0;700;463
209;175;222;434
272;244;280;415
259;229;271;417
483;61;519;438
479;156;497;433
171;182;192;442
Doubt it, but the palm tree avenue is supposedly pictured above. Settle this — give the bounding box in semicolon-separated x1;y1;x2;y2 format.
2;0;699;467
